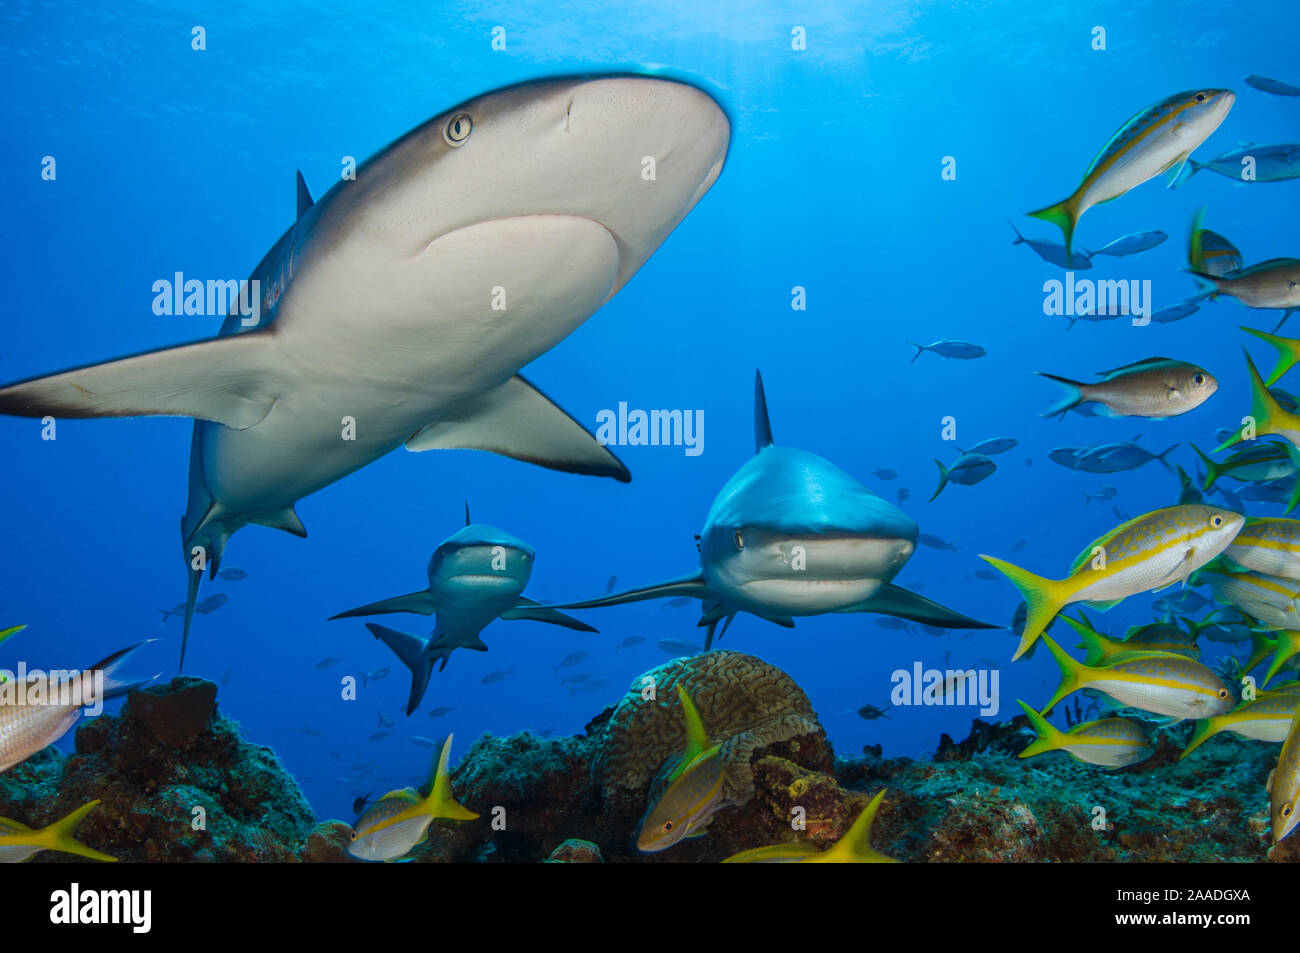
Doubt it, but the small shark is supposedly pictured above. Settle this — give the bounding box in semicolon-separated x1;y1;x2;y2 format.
332;503;595;714
0;77;729;669
550;372;996;644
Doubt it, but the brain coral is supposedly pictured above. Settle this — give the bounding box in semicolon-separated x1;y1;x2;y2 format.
594;650;824;807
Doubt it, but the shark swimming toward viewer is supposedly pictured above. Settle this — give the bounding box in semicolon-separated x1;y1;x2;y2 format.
550;372;996;644
0;76;730;668
331;503;594;714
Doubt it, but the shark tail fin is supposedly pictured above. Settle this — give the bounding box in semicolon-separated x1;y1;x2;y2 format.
1027;197;1079;262
754;369;774;451
179;561;202;673
1179;716;1222;760
1037;372;1087;417
27;800;117;862
365;623;435;716
423;734;478;822
1242;327;1300;388
929;459;950;501
822;790;896;863
979;555;1070;660
1015;700;1066;759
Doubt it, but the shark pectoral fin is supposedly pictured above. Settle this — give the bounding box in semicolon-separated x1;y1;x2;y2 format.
0;332;281;428
330;590;438;620
551;573;713;610
843;583;997;629
499;598;598;632
404;374;630;482
364;623;435;715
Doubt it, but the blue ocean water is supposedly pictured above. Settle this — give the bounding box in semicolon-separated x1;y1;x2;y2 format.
1;0;1297;825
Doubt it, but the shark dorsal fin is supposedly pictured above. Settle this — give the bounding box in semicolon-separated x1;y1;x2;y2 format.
754;369;773;452
464;499;471;526
296;170;314;220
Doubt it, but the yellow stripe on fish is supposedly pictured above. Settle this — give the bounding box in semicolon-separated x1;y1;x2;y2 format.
1016;700;1154;768
981;505;1244;660
1180;693;1300;760
1039;633;1232;721
1269;708;1300;843
1027;89;1234;256
1225;518;1300;579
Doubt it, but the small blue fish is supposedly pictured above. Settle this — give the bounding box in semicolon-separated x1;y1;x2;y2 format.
931;453;996;500
909;340;986;362
956;437;1018;456
1092;230;1168;257
1246;74;1300;97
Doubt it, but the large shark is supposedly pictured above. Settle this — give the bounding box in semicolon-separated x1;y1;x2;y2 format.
332;504;593;715
0;76;730;668
550;372;996;643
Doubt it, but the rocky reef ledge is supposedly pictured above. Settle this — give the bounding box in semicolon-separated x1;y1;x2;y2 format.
2;659;1297;863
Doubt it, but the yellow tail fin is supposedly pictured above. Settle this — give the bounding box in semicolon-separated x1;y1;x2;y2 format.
1016;700;1066;759
979;555;1070;660
822;790;897;863
1217;351;1300;453
1179;716;1222;760
424;734;479;822
1039;633;1092;714
1242;327;1300;388
29;800;116;862
1027;198;1080;261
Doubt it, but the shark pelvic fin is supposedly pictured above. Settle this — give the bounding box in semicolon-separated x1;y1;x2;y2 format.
330;590;439;620
404;374;630;482
0;332;282;428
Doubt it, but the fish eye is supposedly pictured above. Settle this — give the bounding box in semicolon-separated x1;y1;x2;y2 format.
733;530;744;550
443;113;472;146
1284;805;1293;817
1218;689;1228;698
1211;515;1224;527
1195;92;1207;103
1193;373;1206;386
663;821;673;832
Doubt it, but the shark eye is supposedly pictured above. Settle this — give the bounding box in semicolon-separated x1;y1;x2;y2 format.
444;113;472;146
733;530;744;550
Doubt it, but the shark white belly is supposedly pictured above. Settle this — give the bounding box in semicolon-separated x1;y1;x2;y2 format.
0;76;731;667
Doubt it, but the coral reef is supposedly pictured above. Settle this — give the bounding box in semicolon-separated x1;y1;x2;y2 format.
2;658;1295;863
0;677;320;862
